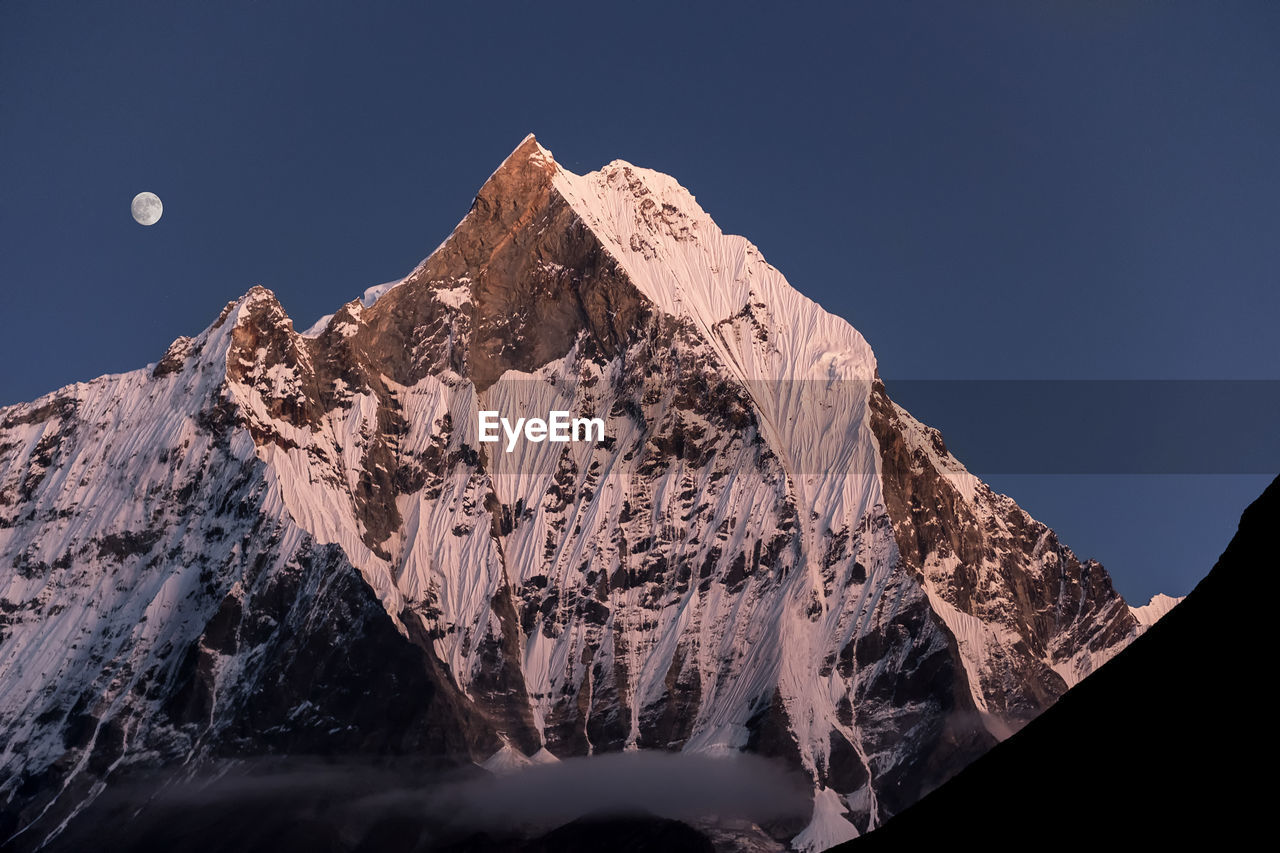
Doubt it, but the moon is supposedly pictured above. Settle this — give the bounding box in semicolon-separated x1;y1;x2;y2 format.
131;192;163;226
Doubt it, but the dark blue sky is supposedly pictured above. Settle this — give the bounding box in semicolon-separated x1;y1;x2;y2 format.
2;1;1276;601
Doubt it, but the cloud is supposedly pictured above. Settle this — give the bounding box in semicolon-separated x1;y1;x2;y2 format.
376;751;811;830
47;751;811;851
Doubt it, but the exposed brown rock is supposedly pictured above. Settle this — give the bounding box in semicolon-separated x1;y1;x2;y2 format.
868;379;1138;728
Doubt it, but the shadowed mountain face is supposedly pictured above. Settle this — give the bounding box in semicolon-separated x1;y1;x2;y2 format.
839;474;1280;851
0;137;1152;851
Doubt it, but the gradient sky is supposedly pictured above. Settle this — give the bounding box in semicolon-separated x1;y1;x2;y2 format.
2;1;1276;601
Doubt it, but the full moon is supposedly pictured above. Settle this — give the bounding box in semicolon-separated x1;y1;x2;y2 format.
131;191;163;226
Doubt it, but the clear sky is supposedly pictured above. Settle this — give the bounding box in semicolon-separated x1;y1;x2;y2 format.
2;1;1276;601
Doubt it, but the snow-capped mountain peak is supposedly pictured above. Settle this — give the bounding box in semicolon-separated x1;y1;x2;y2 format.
0;136;1157;852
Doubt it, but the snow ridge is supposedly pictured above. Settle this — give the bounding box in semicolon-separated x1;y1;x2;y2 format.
1130;593;1184;630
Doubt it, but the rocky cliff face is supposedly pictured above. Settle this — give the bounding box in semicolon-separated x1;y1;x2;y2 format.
0;136;1148;851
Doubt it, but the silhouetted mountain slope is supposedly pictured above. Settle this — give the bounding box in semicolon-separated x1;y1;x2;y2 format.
840;474;1280;850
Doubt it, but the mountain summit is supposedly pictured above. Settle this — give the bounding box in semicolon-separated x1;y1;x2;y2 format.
1;137;1153;851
